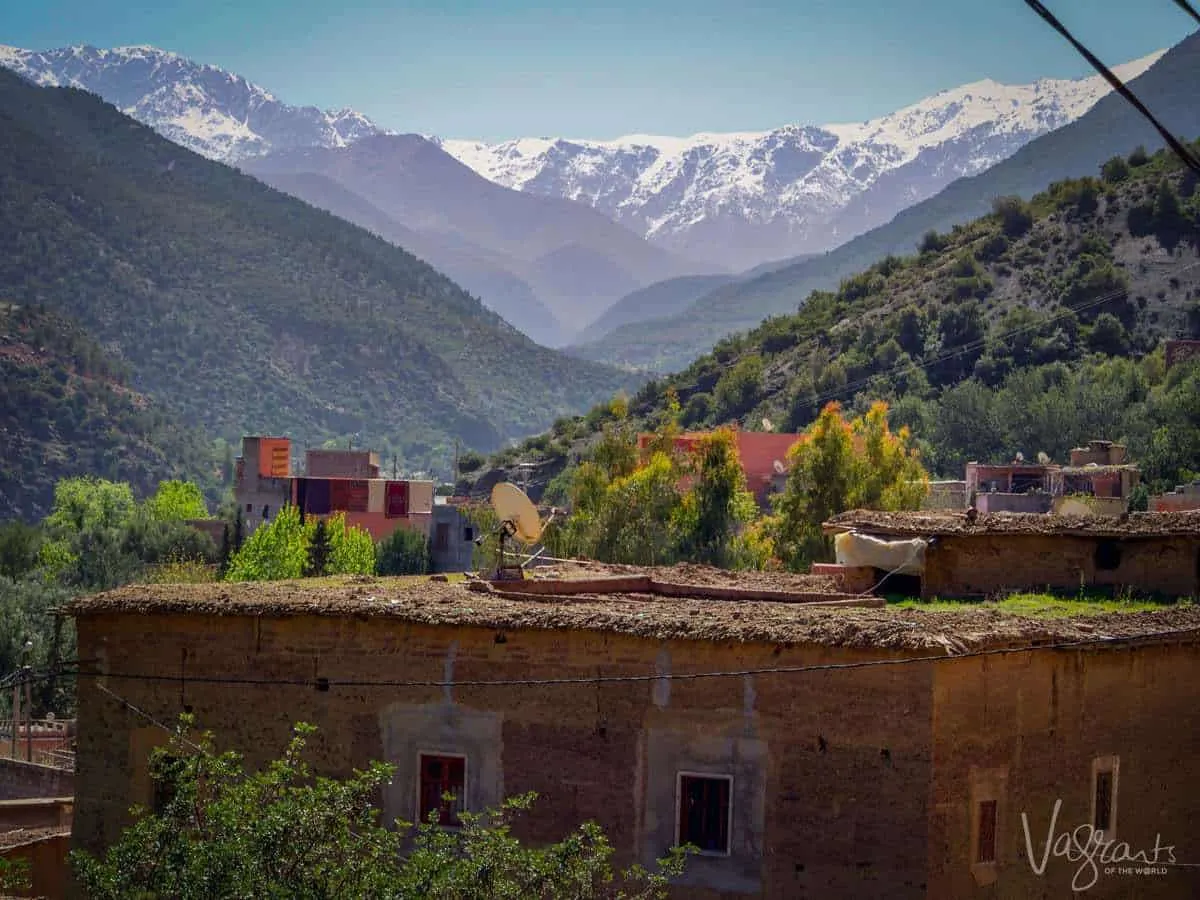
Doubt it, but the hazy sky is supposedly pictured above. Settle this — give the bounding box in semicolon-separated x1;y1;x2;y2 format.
4;0;1195;140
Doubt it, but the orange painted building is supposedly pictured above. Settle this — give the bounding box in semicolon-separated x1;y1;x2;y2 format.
637;429;800;506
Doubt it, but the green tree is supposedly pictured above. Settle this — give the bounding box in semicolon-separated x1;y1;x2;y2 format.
0;522;43;582
224;505;309;582
772;402;928;570
992;195;1034;238
71;719;688;900
144;480;210;522
326;513;376;576
306;519;332;577
376;527;431;576
676;428;757;568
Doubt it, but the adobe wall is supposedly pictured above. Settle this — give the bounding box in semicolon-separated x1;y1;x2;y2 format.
72;612;935;899
928;643;1200;898
923;535;1200;599
0;759;74;801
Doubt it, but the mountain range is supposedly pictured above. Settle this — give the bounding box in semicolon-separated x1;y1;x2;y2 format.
0;41;1165;343
0;66;633;480
571;32;1200;371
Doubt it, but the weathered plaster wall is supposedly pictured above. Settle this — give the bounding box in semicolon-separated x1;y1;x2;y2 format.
928;643;1200;898
72;612;934;899
924;535;1200;598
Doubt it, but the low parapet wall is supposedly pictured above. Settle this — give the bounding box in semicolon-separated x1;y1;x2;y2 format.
476;576;885;608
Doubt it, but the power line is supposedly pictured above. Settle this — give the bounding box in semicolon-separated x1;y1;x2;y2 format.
52;624;1200;690
1170;0;1200;27
1023;0;1200;177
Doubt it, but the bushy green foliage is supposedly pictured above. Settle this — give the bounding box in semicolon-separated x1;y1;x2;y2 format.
71;719;688;900
376;527;432;576
225;509;375;582
144;481;210;522
771;402;928;569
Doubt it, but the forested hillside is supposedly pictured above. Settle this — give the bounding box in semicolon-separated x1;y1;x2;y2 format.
0;304;217;520
576;33;1200;371
478;146;1200;495
0;68;634;477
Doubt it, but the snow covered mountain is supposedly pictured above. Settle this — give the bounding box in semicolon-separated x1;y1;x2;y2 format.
439;51;1164;270
0;44;385;161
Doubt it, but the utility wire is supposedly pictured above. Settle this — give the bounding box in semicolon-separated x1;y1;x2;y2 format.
1170;0;1200;27
1023;0;1200;176
47;624;1200;690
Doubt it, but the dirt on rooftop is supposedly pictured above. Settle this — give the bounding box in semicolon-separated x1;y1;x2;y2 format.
824;508;1200;538
0;826;69;849
68;572;1200;653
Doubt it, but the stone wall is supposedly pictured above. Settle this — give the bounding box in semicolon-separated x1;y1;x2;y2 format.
923;535;1200;598
73;612;935;899
0;759;73;802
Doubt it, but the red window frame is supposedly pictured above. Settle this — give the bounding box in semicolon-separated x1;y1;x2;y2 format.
677;773;731;855
418;753;465;827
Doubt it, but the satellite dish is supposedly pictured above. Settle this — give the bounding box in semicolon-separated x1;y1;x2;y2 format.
1037;451;1050;465
1015;451;1025;463
491;482;542;542
772;459;786;475
761;417;774;432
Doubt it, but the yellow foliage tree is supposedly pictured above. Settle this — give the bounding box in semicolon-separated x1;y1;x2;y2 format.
772;401;928;570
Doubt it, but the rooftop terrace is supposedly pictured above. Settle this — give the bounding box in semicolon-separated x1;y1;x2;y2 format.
824;509;1200;538
69;562;1200;653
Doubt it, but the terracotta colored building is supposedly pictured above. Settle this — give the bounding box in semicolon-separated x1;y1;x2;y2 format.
637;429;800;506
68;577;1200;898
234;436;435;541
824;509;1200;599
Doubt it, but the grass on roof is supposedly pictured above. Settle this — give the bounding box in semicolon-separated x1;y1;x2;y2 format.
888;591;1193;617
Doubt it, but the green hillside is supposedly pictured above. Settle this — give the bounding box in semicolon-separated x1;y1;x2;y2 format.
0;68;634;476
0;304;218;520
577;32;1200;372
477;146;1200;495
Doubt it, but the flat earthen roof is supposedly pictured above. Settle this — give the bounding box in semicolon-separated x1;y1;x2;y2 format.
68;566;1200;652
823;509;1200;538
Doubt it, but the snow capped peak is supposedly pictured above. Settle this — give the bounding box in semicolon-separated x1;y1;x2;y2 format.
0;42;384;161
439;49;1167;269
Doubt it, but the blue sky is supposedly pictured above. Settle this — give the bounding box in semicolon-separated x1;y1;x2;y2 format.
4;0;1195;140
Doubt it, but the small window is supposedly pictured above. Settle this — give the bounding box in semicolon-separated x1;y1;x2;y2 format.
262;505;270;520
246;503;253;512
1094;771;1113;831
1094;540;1122;571
463;526;474;542
677;773;732;855
418;753;465;827
976;800;997;863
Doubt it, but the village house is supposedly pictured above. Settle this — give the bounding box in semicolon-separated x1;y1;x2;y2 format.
234;435;442;543
824;509;1200;599
637;429;800;508
964;440;1141;516
68;569;1200;899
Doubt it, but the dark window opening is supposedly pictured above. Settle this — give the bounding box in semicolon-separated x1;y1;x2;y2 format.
976;800;997;863
678;774;731;855
1094;540;1122;571
1094;771;1113;832
246;503;253;512
419;754;465;827
463;526;474;542
262;505;270;520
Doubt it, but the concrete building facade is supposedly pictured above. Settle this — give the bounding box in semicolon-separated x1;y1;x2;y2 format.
68;579;1200;898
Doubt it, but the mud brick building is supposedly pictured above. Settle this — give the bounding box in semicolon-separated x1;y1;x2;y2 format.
68;573;1200;899
825;509;1200;599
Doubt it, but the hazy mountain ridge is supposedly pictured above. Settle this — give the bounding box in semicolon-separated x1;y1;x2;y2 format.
440;52;1163;270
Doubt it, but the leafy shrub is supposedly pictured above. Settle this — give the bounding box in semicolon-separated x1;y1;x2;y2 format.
992;196;1034;238
376;526;431;576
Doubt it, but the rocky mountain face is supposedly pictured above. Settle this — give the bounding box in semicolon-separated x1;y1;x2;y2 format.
440;52;1162;271
0;44;383;160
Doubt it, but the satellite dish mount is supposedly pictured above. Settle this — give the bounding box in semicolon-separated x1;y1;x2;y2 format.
489;483;544;581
